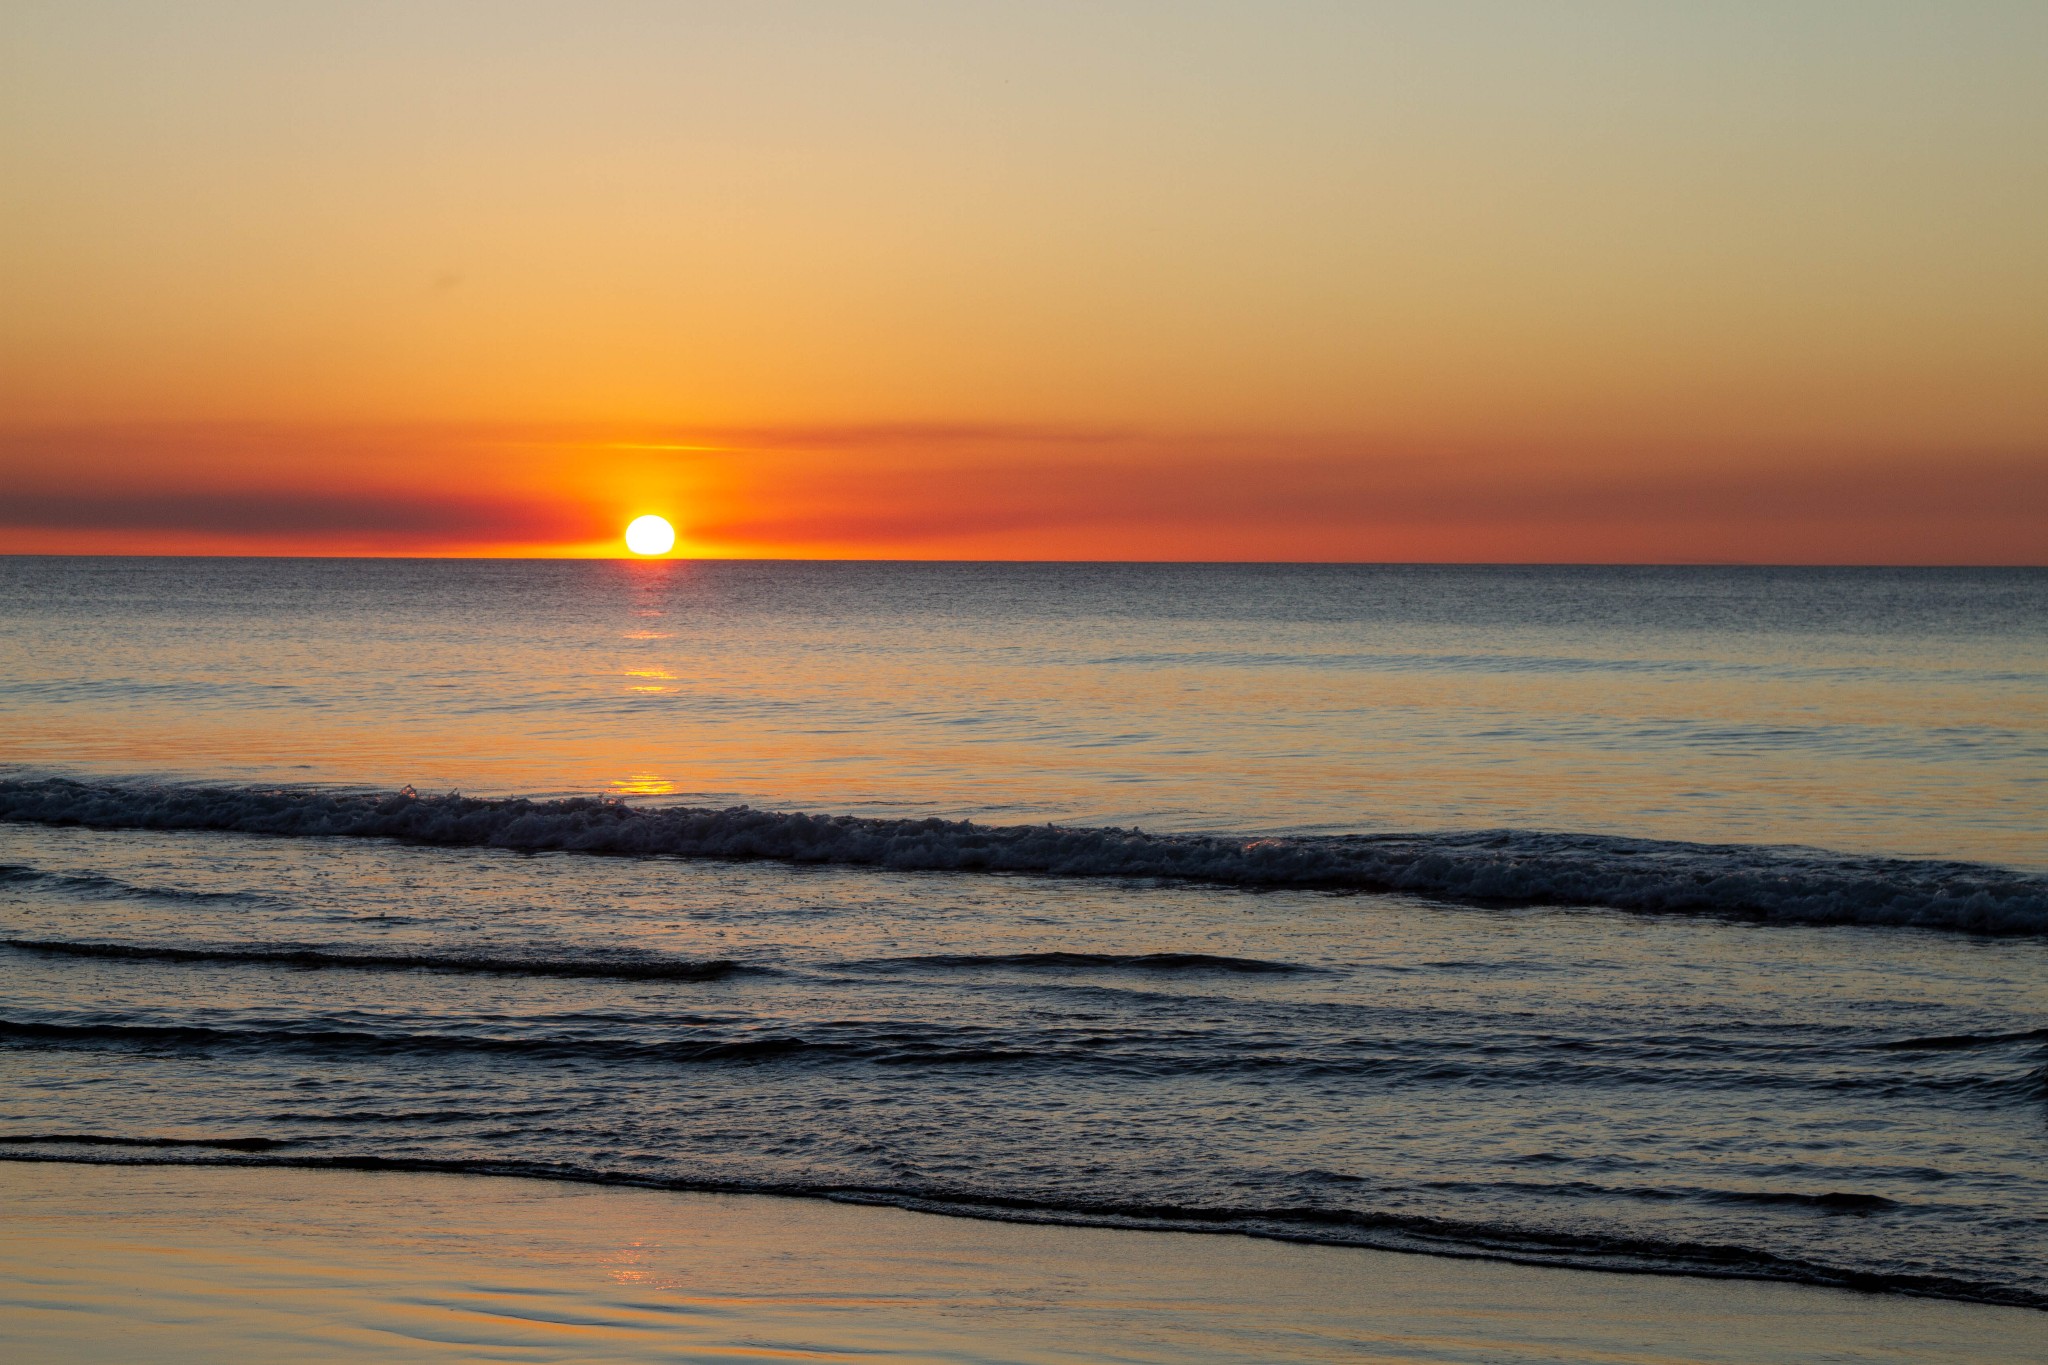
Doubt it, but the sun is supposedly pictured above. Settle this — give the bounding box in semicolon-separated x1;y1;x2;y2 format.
624;514;676;556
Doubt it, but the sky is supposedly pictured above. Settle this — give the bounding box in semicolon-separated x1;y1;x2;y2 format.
2;1;2043;561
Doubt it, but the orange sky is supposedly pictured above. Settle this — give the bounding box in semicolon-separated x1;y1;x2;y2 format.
3;3;2043;561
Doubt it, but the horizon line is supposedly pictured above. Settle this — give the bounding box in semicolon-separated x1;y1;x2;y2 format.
2;553;2040;570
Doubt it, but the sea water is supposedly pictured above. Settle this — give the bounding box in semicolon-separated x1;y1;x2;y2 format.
0;559;2042;1307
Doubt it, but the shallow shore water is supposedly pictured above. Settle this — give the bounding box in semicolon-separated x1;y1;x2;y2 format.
3;1162;2041;1364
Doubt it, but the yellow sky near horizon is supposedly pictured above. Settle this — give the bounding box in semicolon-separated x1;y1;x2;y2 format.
3;2;2044;560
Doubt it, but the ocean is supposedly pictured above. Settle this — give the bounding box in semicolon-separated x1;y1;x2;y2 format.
1;558;2043;1309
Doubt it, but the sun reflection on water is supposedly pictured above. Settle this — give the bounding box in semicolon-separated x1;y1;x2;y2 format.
608;773;677;796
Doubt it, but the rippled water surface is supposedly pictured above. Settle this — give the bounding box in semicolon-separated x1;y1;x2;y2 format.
0;559;2043;1308
3;559;2043;860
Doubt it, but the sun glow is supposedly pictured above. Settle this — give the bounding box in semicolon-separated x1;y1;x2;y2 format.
624;515;676;556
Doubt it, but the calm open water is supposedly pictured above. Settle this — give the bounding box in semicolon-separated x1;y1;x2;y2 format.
1;559;2043;1307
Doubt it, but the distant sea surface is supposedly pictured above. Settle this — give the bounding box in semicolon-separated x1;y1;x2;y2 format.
1;559;2043;1306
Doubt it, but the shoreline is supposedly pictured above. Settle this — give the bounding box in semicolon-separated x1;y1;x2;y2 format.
4;1149;2035;1313
3;1160;2039;1363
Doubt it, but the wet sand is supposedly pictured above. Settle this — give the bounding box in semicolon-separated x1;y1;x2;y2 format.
0;1162;2038;1363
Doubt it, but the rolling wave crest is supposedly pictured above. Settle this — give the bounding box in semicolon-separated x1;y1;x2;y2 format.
3;778;2043;934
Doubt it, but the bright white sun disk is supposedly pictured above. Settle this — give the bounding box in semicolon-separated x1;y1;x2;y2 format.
624;515;676;556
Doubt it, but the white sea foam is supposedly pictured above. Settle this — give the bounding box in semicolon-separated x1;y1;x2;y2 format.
2;778;2042;934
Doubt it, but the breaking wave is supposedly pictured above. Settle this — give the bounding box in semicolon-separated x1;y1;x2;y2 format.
3;777;2044;934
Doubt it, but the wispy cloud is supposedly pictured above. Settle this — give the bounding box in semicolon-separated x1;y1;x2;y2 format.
0;490;580;539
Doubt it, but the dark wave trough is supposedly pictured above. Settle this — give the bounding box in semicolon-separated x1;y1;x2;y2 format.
869;951;1312;973
2;938;746;982
0;861;268;906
